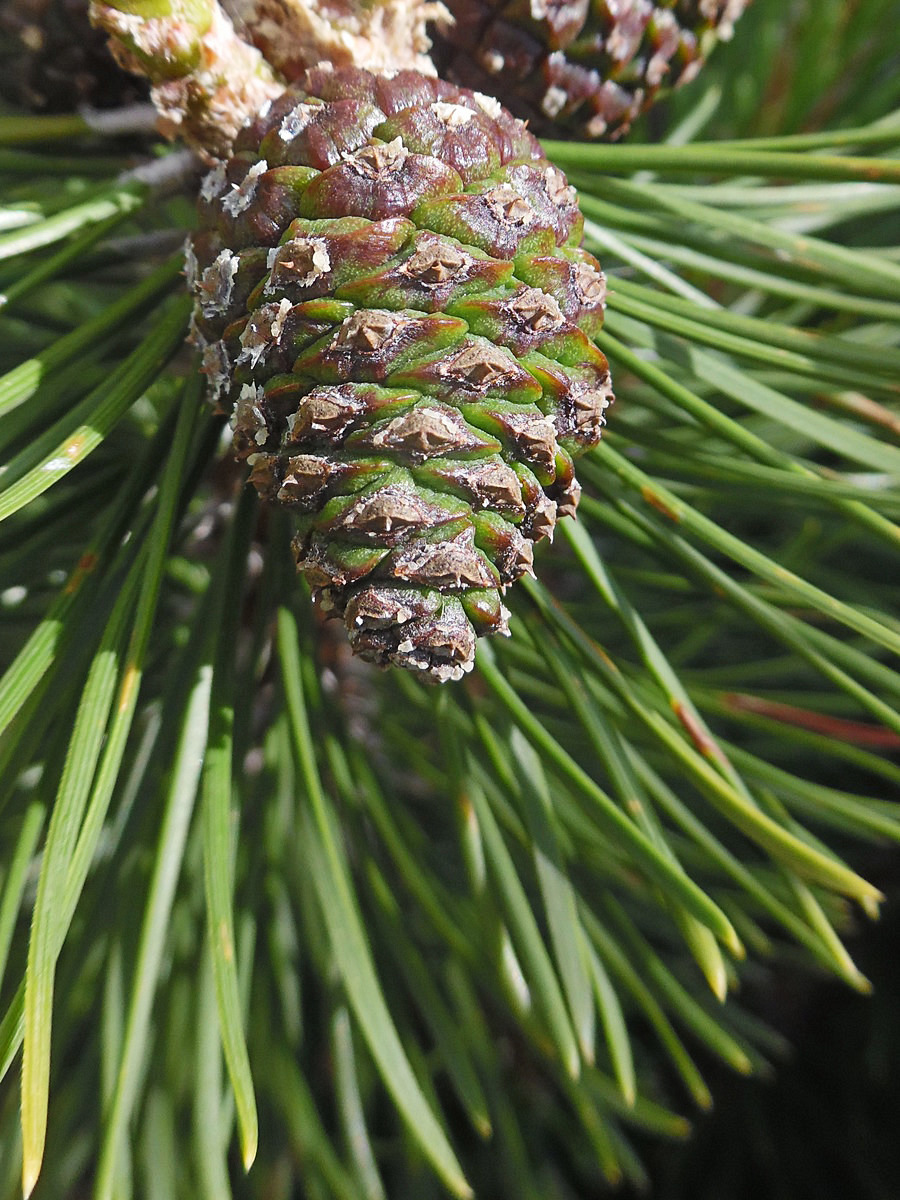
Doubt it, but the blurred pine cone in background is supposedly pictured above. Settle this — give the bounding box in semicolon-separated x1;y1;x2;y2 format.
432;0;751;137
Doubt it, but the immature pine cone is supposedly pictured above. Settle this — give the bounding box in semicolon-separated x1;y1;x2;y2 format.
189;66;613;682
432;0;751;138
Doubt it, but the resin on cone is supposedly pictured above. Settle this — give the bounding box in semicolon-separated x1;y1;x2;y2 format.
189;66;613;681
432;0;751;138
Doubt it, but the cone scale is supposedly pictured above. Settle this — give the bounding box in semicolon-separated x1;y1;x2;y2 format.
189;66;613;681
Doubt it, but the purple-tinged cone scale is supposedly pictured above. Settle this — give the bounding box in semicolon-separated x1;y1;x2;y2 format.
188;65;614;681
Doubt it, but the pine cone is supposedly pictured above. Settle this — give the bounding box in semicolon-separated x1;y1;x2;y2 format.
0;0;145;111
431;0;751;138
189;66;613;682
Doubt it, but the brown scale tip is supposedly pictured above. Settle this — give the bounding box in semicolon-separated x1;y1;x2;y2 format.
189;66;615;681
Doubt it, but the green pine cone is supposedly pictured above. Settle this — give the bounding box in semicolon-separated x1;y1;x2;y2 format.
432;0;751;138
189;66;613;681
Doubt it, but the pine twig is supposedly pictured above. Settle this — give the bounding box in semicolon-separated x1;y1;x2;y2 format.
89;0;283;157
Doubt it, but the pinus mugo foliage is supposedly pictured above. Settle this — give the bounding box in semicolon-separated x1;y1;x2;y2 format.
1;0;899;1196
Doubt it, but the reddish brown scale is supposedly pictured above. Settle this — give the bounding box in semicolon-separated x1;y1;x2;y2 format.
262;217;413;305
452;286;570;355
338;232;516;312
347;405;502;462
294;310;469;384
501;162;584;245
413;188;559;262
385;524;499;589
288;384;417;444
258;99;386;170
190;66;614;682
300;65;439;111
300;142;464;223
416;456;526;513
374;104;504;185
511;250;607;336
